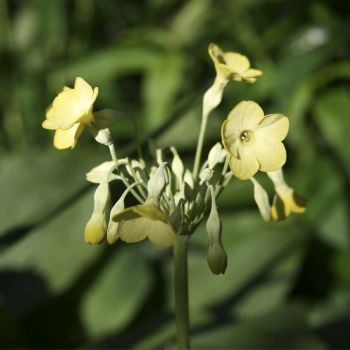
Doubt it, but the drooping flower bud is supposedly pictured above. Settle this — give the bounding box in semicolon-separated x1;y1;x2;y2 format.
86;161;121;183
170;147;184;186
147;163;167;199
93;127;113;146
206;186;227;274
207;241;227;275
203;75;228;117
85;213;107;244
208;143;226;169
84;181;110;244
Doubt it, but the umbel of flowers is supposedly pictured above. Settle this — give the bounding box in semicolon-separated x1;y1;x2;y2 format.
42;43;306;276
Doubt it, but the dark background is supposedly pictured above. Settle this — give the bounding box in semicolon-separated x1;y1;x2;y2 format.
0;0;350;348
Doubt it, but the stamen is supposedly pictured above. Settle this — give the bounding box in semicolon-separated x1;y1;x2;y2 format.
240;131;250;142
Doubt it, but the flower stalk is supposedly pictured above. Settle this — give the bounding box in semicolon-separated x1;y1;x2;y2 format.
42;42;306;350
174;235;190;350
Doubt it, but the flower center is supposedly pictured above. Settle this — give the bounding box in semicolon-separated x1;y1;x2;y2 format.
240;131;251;143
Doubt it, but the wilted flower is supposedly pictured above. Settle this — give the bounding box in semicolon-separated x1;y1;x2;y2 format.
221;101;289;180
42;77;98;149
268;170;307;220
208;43;262;83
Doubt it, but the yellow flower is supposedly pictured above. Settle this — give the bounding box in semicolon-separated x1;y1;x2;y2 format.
42;77;98;149
221;101;289;180
268;170;307;220
112;201;176;248
208;43;262;83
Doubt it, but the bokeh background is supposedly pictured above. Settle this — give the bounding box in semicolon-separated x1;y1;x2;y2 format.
1;0;350;348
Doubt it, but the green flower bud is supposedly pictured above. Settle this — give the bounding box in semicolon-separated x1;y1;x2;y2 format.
207;241;227;275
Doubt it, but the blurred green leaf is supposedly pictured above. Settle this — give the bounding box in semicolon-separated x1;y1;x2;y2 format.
81;246;153;339
0;189;101;295
191;304;326;349
0;149;104;235
143;53;184;131
314;88;350;169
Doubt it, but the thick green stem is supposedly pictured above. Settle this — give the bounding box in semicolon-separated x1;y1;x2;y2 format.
174;235;190;349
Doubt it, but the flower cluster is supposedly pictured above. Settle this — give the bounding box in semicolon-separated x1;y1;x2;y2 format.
43;43;306;275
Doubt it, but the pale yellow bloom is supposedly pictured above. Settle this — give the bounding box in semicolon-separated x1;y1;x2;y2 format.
268;170;307;220
42;77;98;149
112;201;176;248
221;101;289;180
208;43;262;83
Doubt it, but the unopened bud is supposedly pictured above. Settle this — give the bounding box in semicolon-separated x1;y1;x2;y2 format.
250;177;271;222
84;213;106;244
208;143;226;169
94;128;113;146
170;147;184;184
200;168;214;184
203;76;228;117
147;163;167;198
207;241;227;275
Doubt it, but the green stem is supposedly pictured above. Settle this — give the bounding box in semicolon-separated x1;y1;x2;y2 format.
174;235;190;350
108;143;118;164
108;142;144;203
192;111;209;179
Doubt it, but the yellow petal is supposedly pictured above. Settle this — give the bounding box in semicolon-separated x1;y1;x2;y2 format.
147;220;176;247
208;43;225;63
114;204;166;223
208;43;232;79
255;114;289;141
243;68;263;77
74;77;98;109
271;191;307;220
251;140;287;172
113;203;176;247
53;123;84;149
223;52;250;73
47;89;85;129
229;145;259;180
117;217;175;248
117;217;148;243
223;101;265;143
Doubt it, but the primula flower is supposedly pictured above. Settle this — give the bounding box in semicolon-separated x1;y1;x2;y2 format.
221;101;289;180
113;201;176;248
268;170;307;220
208;43;262;83
42;77;98;149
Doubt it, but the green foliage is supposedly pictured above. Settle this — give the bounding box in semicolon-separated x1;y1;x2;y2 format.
1;0;350;348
